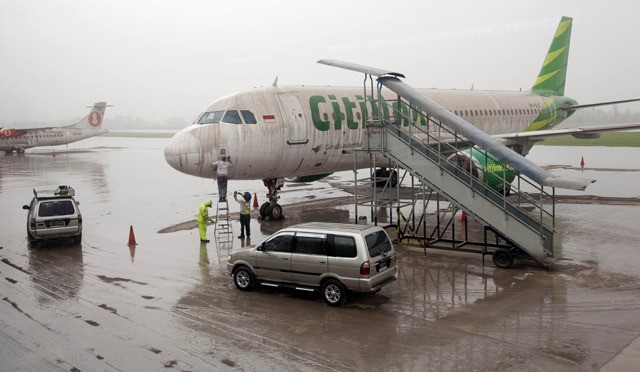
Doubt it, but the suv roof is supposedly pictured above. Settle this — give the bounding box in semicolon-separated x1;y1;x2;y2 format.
33;185;76;200
286;222;379;233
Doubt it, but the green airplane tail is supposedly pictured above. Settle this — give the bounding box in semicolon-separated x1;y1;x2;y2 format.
532;16;573;96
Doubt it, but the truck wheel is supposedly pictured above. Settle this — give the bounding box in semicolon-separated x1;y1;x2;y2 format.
322;279;347;307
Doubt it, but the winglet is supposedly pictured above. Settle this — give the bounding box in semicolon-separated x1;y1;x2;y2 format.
545;175;595;191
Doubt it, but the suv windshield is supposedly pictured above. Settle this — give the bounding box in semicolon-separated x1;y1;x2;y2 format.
365;231;392;258
38;200;75;217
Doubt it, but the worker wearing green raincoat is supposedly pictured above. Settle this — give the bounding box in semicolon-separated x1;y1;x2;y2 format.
197;200;213;242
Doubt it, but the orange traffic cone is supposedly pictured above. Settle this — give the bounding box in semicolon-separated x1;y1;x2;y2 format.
128;225;137;245
253;192;259;208
580;156;585;172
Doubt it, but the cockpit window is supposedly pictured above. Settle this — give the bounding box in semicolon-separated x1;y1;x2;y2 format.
198;111;225;124
222;110;242;124
241;110;257;124
197;109;257;125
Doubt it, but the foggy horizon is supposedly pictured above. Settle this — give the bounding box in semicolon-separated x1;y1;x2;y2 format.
2;1;639;125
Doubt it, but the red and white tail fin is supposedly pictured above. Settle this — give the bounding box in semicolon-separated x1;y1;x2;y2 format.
66;102;111;129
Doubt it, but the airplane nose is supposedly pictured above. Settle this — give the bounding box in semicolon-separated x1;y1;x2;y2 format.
164;130;203;175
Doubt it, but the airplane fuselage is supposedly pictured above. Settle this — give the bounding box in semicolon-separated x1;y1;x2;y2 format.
164;85;576;180
0;127;108;152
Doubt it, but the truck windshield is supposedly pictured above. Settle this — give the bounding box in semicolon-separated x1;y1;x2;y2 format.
365;231;392;257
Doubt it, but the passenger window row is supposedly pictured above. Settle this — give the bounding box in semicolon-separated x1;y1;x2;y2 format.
262;232;357;258
453;108;541;117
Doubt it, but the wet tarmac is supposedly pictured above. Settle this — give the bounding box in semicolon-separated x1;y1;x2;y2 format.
1;137;640;371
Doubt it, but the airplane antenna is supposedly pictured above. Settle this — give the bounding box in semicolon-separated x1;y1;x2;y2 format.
272;76;278;87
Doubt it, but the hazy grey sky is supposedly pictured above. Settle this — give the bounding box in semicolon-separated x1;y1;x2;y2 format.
2;0;639;125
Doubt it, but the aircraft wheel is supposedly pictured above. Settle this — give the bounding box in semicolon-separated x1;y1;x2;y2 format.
259;202;270;217
374;169;398;188
267;203;283;220
497;183;512;196
504;184;512;196
492;248;514;269
389;170;398;187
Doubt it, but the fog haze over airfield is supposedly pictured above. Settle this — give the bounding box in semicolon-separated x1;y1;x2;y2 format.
1;0;639;127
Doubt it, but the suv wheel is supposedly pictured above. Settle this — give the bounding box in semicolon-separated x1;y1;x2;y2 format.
26;229;34;242
233;266;255;291
322;279;347;307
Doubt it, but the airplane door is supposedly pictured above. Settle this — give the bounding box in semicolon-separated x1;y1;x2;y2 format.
276;94;308;145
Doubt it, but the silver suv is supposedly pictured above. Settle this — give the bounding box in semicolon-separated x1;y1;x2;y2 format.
22;185;82;244
227;222;398;306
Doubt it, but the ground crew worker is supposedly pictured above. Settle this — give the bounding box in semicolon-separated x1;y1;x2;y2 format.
197;200;213;243
234;191;251;239
212;156;232;202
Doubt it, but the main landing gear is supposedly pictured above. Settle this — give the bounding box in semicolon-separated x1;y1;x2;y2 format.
374;168;398;188
259;178;284;220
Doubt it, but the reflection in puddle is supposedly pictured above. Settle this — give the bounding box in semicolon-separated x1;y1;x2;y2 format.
28;242;84;304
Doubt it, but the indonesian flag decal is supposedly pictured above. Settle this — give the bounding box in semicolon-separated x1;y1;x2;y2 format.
262;114;276;123
88;112;102;127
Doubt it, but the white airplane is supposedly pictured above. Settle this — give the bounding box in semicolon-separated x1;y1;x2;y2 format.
1;102;111;154
164;17;640;220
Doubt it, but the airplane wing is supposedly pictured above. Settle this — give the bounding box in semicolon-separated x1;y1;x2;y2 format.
561;98;640;110
495;122;640;142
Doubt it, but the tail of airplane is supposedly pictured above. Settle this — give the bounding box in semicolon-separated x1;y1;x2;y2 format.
65;102;111;129
531;16;572;96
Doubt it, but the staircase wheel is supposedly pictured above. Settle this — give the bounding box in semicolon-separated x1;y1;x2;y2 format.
492;248;514;269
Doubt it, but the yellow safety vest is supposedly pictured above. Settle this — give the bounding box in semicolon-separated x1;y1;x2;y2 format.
241;201;250;215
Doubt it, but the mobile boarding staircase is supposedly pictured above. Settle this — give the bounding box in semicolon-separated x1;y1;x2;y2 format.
318;60;593;268
363;115;555;268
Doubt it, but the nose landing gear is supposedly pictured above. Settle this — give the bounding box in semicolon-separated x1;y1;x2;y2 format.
259;178;285;220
